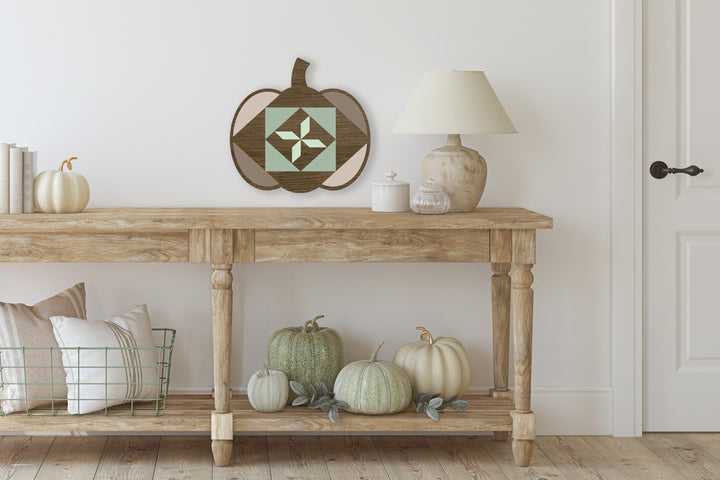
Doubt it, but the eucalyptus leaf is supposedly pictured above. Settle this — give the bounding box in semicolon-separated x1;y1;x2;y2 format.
290;381;305;396
445;394;459;404
449;400;469;411
428;397;443;409
426;407;440;421
318;382;330;397
430;393;442;400
292;395;309;406
417;393;432;403
320;404;332;412
329;407;339;423
307;384;318;400
415;402;426;414
336;401;348;410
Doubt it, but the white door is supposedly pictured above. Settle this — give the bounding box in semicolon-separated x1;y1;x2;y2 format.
644;0;720;430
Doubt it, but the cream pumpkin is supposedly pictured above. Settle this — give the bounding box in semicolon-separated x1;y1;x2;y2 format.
393;327;471;399
247;365;289;413
34;157;90;213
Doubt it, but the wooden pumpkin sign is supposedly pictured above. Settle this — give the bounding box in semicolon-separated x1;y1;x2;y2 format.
230;58;370;193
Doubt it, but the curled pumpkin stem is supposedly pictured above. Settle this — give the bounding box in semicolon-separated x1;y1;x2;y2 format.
417;326;434;345
60;157;78;172
303;314;325;333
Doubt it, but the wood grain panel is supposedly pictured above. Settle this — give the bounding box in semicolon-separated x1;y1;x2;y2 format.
213;437;271;480
154;436;213;480
0;394;513;433
372;437;450;480
233;229;255;262
0;232;188;263
267;436;330;480
491;229;512;263
320;436;390;480
427;436;509;480
255;229;489;263
0;207;553;232
93;436;160;480
188;229;211;263
0;436;54;480
34;436;107;480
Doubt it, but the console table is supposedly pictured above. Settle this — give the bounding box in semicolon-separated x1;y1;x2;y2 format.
0;207;552;467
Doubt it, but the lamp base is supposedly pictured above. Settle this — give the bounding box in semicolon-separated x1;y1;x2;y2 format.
420;135;487;213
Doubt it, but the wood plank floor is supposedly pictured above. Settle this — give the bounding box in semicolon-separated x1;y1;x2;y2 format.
0;434;717;479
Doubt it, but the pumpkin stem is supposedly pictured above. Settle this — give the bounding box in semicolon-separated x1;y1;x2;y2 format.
370;342;384;362
60;157;77;172
416;326;434;345
291;58;310;88
303;314;324;333
263;363;269;375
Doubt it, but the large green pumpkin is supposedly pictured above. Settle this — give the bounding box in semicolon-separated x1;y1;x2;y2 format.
267;315;343;402
334;343;412;415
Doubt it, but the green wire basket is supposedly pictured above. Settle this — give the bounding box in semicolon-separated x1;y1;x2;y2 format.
0;328;175;416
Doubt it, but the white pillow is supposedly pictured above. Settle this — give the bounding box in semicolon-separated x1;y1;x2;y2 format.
50;304;159;415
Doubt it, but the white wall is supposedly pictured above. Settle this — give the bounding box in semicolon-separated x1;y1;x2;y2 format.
0;0;612;434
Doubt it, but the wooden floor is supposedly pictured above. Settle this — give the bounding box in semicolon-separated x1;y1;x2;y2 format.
0;433;718;479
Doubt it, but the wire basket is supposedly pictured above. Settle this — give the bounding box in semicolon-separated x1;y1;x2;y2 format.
0;328;175;416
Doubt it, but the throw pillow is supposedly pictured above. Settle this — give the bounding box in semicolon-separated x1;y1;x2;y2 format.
51;304;158;415
0;283;87;414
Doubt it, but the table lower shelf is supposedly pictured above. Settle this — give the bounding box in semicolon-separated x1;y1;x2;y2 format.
0;394;515;433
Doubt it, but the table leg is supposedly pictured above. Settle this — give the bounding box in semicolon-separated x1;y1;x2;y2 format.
490;262;512;441
211;262;233;466
511;262;535;466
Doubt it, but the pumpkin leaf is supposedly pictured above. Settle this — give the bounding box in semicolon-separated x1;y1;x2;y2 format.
290;381;306;396
329;406;339;423
292;395;309;406
428;397;443;409
318;382;330;397
449;400;469;412
426;407;440;421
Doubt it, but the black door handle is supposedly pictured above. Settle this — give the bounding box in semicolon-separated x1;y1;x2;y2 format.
650;161;704;179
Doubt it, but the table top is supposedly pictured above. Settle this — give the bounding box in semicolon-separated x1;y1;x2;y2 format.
0;207;553;232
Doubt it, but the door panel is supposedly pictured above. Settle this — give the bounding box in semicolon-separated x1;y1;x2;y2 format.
644;0;720;431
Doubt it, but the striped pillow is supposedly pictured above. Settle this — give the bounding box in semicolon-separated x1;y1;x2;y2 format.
50;304;157;415
0;283;87;414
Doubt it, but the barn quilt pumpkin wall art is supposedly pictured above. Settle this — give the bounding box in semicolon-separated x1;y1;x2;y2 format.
230;58;371;193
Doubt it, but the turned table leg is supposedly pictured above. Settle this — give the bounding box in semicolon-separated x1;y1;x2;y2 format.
510;229;536;467
210;229;235;467
490;262;512;442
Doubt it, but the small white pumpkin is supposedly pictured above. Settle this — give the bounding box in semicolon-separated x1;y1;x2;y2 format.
34;157;90;213
393;326;471;399
247;364;289;413
334;343;412;415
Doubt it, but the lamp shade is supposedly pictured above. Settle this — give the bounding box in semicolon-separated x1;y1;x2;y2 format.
393;71;516;135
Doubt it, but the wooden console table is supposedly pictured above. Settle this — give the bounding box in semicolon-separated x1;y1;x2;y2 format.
0;207;552;467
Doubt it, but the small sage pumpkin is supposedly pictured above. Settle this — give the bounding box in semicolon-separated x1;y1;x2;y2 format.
267;315;343;403
34;157;90;213
334;342;412;415
247;364;288;413
393;326;471;399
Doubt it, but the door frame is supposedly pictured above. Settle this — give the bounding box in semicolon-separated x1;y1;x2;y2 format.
610;0;643;436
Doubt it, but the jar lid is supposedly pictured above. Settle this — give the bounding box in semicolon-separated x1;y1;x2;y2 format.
372;170;409;186
417;183;446;194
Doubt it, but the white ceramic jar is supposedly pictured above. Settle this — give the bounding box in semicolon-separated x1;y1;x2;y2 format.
372;171;410;212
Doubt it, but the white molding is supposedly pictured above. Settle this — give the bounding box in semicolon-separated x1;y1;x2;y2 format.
610;0;643;436
169;385;613;436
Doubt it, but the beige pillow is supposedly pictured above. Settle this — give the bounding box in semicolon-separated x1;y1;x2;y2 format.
0;283;87;414
51;304;158;415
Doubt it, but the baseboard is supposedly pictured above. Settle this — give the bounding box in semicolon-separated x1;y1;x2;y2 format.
169;385;613;436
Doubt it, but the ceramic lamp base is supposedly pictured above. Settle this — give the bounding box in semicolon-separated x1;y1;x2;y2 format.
420;135;487;213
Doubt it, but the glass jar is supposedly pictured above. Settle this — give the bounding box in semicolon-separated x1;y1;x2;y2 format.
411;184;451;214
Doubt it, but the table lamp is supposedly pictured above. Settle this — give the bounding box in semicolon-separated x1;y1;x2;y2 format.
394;71;516;212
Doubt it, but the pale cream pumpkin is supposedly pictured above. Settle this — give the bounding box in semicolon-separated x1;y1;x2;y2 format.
34;157;90;213
334;343;412;415
247;364;289;413
393;327;471;399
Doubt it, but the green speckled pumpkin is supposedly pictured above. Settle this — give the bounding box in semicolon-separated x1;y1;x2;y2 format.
334;343;412;415
267;315;343;402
